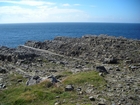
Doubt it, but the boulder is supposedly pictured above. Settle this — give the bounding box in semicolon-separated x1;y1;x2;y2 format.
99;72;104;76
54;101;61;105
96;66;108;74
103;57;117;64
65;85;74;91
48;75;59;83
0;83;6;89
33;75;40;80
130;66;138;70
0;67;7;73
26;77;37;86
116;68;121;71
89;96;95;101
26;76;41;86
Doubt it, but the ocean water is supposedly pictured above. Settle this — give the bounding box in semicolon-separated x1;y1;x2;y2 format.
0;23;140;48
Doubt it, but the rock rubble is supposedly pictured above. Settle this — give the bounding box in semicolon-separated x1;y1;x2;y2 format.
0;35;140;105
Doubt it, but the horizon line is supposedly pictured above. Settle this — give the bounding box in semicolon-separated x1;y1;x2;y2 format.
0;21;140;24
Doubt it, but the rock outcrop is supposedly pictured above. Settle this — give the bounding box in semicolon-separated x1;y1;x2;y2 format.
25;35;140;63
0;35;140;105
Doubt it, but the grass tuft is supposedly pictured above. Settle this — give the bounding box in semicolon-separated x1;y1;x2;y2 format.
63;70;106;87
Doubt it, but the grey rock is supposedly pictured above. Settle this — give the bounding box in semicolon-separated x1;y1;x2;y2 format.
26;77;37;86
48;70;57;72
89;96;95;101
56;96;60;98
26;76;41;86
116;68;121;71
2;84;6;89
117;84;123;88
17;79;22;83
125;60;133;64
54;101;61;105
0;67;7;73
130;66;138;70
33;75;40;80
96;66;108;74
99;72;104;76
48;75;59;83
0;35;140;104
0;83;6;89
85;87;94;94
65;85;74;91
77;88;82;91
103;57;117;64
125;103;133;105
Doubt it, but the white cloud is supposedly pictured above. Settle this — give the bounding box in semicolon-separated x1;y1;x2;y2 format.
62;3;70;7
0;0;55;6
0;1;90;23
61;3;81;7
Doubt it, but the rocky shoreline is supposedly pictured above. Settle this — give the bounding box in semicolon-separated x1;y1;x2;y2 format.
0;35;140;105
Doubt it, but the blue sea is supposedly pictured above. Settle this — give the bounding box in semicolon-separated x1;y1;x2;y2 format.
0;23;140;48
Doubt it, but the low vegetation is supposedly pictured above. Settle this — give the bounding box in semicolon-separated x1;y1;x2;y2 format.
63;71;106;87
0;70;106;105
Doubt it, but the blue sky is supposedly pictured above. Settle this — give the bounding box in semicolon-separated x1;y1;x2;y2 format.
0;0;140;23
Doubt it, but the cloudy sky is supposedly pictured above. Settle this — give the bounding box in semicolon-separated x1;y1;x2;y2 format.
0;0;140;23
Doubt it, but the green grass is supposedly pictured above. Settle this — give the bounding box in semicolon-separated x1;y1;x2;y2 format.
61;71;73;76
63;71;106;87
0;79;71;105
0;70;106;105
0;81;59;105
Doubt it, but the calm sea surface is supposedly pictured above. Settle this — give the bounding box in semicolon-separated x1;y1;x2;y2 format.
0;23;140;48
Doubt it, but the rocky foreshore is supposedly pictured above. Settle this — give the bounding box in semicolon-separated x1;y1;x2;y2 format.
0;35;140;105
25;35;140;63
